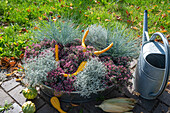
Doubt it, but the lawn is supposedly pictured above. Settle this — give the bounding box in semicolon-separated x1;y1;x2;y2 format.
0;0;169;58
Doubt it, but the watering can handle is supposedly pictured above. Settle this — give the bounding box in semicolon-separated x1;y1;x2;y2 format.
149;32;170;97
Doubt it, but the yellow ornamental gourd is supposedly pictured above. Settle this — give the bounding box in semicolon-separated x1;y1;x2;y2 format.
50;97;67;113
81;29;89;49
55;45;59;61
94;42;113;56
63;61;87;77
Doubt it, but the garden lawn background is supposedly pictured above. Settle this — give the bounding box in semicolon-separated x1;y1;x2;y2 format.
0;0;169;58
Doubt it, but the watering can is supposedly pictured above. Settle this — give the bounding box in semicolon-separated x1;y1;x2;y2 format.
134;10;170;100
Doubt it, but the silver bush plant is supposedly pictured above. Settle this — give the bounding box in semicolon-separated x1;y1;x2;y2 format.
85;24;140;58
34;20;82;45
74;57;107;97
23;49;58;87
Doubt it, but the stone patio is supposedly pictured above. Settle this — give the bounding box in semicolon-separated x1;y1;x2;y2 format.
0;59;170;113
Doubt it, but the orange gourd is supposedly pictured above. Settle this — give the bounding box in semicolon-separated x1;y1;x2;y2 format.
63;61;87;77
50;97;67;113
94;42;113;56
55;45;59;61
81;30;89;49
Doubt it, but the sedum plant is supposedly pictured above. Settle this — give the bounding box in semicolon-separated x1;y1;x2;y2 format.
85;24;140;58
23;49;58;87
74;57;107;97
33;19;82;45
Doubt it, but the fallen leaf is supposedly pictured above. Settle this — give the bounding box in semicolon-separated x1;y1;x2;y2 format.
131;26;139;30
133;91;140;96
84;14;89;17
51;7;55;10
71;103;79;107
70;3;73;6
12;67;18;70
27;9;31;12
126;10;130;16
34;26;39;30
136;6;140;10
138;21;143;27
10;57;15;60
115;15;122;20
130;5;133;8
38;17;43;20
153;22;157;26
162;13;167;18
16;78;22;82
10;61;16;67
1;67;8;69
22;28;28;33
19;54;24;59
140;12;143;15
166;34;170;39
148;9;152;12
160;26;165;30
161;30;167;33
105;19;111;21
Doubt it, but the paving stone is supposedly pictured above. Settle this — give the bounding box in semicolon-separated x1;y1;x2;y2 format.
133;104;149;113
153;103;169;113
122;87;138;99
8;103;23;113
81;101;104;113
68;106;84;113
137;96;158;112
8;85;26;106
39;89;51;103
36;104;58;113
0;88;13;106
130;59;137;69
158;91;170;106
1;79;20;92
31;96;45;110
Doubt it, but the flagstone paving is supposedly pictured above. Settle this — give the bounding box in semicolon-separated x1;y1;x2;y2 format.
0;60;170;113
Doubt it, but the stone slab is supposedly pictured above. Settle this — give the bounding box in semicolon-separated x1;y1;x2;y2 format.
8;103;23;113
0;88;13;106
36;104;58;113
158;91;170;106
31;96;45;110
8;85;26;106
153;103;169;113
81;101;104;113
1;79;20;92
133;104;149;113
137;96;158;112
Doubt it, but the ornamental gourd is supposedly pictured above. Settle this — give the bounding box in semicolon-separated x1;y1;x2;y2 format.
50;97;67;113
22;87;38;99
22;101;36;113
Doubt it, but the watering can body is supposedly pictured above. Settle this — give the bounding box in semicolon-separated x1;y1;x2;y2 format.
134;10;170;100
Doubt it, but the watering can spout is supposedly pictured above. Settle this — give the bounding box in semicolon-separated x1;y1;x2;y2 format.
142;10;149;44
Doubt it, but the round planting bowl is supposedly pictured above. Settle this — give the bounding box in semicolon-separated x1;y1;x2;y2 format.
40;84;115;103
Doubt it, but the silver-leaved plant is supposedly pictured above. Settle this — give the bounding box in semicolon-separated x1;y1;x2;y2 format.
22;49;58;87
85;24;140;58
33;20;82;45
74;57;107;98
